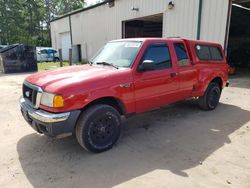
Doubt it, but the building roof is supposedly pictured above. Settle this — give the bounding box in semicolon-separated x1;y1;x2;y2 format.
50;0;114;22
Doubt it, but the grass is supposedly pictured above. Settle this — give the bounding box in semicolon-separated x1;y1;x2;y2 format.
37;61;69;71
37;61;88;72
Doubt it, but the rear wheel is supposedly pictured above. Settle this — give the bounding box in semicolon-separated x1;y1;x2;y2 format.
198;82;221;110
75;105;121;153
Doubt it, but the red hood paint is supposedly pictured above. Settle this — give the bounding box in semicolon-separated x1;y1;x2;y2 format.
26;65;131;94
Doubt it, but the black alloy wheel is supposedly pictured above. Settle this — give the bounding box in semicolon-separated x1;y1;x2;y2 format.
76;105;121;153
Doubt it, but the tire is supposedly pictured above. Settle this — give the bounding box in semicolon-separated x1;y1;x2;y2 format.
75;105;121;153
198;82;221;111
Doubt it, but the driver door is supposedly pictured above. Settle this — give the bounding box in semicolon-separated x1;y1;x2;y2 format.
133;42;179;113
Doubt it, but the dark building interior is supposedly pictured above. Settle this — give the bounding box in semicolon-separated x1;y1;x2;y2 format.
228;1;250;69
123;14;163;38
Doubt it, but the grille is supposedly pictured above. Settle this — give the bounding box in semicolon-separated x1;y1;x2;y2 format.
22;82;42;108
23;84;34;105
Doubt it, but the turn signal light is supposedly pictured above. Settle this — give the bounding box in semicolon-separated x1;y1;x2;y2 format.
53;95;64;108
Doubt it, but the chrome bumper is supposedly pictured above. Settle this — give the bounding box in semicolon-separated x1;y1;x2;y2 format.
20;98;70;123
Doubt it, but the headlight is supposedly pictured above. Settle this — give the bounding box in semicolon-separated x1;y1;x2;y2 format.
40;92;64;108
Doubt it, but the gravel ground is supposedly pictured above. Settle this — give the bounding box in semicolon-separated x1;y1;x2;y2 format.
0;72;250;188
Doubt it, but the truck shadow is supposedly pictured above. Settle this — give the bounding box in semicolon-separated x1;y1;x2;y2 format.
17;102;250;188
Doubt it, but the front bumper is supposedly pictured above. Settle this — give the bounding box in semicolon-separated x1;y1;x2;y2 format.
20;98;81;137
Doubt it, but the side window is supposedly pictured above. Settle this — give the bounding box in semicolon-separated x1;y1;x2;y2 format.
196;45;223;61
174;43;189;66
40;49;48;54
141;44;172;70
196;45;210;60
210;47;223;60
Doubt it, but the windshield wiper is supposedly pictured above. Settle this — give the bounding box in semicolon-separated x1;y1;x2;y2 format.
96;62;119;69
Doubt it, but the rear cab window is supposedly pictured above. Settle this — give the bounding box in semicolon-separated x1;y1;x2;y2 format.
195;44;224;61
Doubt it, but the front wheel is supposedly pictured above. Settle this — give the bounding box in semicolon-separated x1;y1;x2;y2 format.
75;105;121;153
198;82;221;111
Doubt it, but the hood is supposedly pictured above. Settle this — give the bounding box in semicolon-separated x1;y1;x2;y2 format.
26;65;129;93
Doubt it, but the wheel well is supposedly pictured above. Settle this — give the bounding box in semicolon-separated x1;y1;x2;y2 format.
211;77;223;91
84;97;125;115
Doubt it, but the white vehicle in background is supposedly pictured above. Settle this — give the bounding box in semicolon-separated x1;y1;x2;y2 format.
36;47;60;62
0;45;8;50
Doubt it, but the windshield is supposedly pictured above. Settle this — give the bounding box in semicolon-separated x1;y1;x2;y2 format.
91;41;142;68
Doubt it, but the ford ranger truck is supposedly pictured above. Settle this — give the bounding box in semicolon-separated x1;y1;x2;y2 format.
20;38;229;153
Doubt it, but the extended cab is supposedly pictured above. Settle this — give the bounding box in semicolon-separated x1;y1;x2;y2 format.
20;38;229;153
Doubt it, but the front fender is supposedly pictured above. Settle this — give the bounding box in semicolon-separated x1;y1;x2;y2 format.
81;84;135;114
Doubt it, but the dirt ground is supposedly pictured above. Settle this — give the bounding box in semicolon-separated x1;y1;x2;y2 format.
0;72;250;188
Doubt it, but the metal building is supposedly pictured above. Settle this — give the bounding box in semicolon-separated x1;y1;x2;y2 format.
50;0;250;68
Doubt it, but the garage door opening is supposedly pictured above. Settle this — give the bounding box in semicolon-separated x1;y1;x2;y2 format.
60;32;71;61
122;14;163;38
227;2;250;72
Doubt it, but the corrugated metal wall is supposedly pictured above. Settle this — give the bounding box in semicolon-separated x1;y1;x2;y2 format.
50;17;70;50
50;0;230;60
163;0;199;39
200;0;229;45
70;0;167;58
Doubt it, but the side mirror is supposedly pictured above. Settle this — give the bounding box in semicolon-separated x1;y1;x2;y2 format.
139;60;155;72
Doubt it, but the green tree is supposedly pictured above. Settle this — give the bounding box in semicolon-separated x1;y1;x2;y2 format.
0;0;25;44
47;0;85;16
0;0;85;46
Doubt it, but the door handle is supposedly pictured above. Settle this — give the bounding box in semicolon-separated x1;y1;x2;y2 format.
170;72;177;78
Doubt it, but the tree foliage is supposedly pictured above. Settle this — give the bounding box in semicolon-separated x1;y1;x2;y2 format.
0;0;85;46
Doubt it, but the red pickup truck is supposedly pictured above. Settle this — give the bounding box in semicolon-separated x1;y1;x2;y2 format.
20;38;229;152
